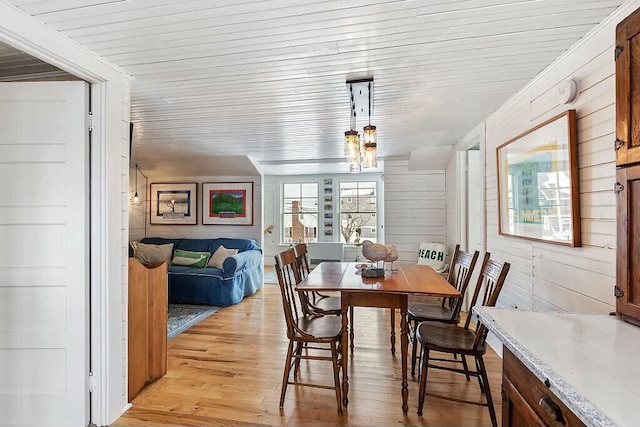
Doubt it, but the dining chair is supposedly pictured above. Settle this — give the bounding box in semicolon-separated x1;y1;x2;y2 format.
274;249;344;415
408;244;480;378
292;243;340;313
415;255;510;427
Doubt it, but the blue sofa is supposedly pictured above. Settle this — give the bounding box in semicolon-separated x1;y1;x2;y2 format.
139;237;263;307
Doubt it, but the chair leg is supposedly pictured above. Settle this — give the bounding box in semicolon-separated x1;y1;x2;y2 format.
411;319;418;378
477;356;498;427
280;341;294;408
330;342;343;415
417;347;430;416
461;354;471;381
293;341;303;378
475;356;485;393
349;306;355;352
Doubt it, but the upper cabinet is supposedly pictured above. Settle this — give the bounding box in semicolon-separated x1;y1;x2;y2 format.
616;6;640;327
616;7;640;166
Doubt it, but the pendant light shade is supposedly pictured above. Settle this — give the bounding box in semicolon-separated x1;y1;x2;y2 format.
130;164;143;206
362;142;377;168
363;125;377;145
344;130;359;158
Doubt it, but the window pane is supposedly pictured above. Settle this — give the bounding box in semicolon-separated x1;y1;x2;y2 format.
284;183;300;198
282;182;319;244
339;181;377;243
302;183;318;198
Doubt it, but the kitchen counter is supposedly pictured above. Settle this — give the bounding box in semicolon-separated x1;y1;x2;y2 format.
475;307;640;427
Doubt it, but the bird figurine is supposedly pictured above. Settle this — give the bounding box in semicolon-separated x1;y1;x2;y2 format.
361;240;388;267
384;244;399;272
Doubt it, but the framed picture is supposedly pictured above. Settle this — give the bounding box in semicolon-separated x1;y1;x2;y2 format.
150;183;197;225
202;182;254;225
324;178;333;186
496;110;581;246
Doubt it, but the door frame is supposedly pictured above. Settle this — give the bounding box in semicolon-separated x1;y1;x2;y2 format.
1;4;132;425
453;122;487;257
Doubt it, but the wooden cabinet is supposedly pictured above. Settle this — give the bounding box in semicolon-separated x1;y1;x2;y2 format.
616;5;640;327
502;348;585;427
128;258;168;400
616;165;640;326
616;6;640;166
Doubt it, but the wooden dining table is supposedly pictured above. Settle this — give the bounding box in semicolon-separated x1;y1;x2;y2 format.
296;262;461;414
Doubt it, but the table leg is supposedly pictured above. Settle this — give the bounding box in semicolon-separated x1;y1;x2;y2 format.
400;304;408;414
341;293;350;408
390;308;396;355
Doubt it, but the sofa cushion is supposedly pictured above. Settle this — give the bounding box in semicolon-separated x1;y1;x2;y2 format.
171;249;211;268
133;242;174;266
207;245;238;268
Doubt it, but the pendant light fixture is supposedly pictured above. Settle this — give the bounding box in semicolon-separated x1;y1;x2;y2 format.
362;81;377;168
130;164;143;206
344;78;377;172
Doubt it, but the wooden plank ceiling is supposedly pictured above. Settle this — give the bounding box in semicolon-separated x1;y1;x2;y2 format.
4;0;625;177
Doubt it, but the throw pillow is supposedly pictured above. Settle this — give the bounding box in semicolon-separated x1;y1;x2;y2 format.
417;241;447;272
171;249;211;268
133;242;174;266
207;245;238;268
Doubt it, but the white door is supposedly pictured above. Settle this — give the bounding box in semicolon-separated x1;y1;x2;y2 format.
0;82;90;426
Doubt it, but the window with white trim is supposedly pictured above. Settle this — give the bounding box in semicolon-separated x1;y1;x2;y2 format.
339;181;377;243
282;182;318;244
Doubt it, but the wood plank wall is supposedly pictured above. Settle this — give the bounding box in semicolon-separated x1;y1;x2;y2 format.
445;2;640;314
384;160;446;262
128;175;262;244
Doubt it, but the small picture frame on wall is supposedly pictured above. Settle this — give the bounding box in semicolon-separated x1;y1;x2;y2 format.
324;195;333;202
324;212;333;219
324;178;333;186
150;183;197;225
324;204;332;211
202;182;254;225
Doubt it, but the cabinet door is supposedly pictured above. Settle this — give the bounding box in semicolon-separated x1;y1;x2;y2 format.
616;6;640;166
616;166;640;326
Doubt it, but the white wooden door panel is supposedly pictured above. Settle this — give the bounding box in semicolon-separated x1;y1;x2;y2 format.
0;81;89;427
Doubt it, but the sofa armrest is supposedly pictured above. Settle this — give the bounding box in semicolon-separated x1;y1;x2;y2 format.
222;250;262;277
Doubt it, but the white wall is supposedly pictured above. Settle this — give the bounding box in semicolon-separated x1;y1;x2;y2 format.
384;160;446;262
0;4;132;424
447;0;640;314
137;175;263;244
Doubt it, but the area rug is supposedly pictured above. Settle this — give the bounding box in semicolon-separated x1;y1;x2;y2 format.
167;304;219;340
264;269;278;284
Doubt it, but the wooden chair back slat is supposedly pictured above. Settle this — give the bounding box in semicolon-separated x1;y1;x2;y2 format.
444;245;480;319
275;249;304;338
462;255;510;349
292;243;311;279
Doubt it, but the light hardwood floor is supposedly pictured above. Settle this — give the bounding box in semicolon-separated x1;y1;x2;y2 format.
114;280;503;426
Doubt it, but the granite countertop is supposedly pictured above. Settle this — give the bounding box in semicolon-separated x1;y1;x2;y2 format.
475;307;640;427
